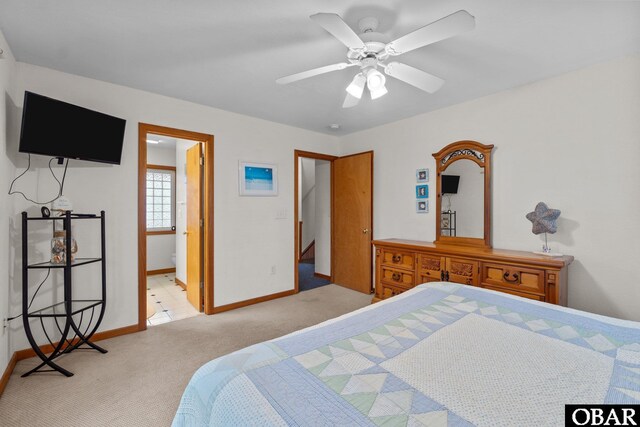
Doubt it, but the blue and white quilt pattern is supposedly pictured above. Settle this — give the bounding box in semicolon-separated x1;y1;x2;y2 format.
173;283;640;426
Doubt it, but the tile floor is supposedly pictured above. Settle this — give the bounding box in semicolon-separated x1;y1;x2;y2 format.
147;273;200;326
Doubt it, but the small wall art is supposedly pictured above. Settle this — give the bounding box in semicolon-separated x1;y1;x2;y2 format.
416;168;429;183
239;161;278;196
416;200;429;213
416;185;429;199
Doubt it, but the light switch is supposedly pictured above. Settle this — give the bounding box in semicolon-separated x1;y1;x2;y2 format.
276;208;287;219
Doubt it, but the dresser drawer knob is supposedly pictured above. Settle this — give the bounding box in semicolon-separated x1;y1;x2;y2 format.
503;271;520;283
391;272;401;281
392;254;402;263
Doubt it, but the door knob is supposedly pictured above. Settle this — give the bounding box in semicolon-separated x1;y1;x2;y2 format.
183;231;189;235
362;228;369;234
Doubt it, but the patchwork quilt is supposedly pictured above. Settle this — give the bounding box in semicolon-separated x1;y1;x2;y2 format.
173;283;640;426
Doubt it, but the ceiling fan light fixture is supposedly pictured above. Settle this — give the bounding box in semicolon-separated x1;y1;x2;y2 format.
370;85;388;100
346;73;366;99
278;10;470;107
366;69;386;91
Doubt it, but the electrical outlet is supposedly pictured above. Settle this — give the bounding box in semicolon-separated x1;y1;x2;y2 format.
2;318;7;331
270;265;276;275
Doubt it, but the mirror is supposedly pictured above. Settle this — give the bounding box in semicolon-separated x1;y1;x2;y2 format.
433;141;494;248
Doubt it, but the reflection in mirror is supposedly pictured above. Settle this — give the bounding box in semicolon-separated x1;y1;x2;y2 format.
440;159;484;239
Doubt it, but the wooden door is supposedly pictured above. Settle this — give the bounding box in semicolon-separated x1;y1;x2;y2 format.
333;151;373;294
186;143;203;311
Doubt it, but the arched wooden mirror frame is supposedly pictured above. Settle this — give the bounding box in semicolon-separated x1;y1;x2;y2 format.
432;140;494;248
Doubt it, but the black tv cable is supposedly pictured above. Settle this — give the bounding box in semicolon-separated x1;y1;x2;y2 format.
8;154;69;205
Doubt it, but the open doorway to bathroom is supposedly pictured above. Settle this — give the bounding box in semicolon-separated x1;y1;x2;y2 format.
138;123;214;330
145;135;201;325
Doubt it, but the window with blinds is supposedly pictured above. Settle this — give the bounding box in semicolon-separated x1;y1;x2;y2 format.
146;169;175;230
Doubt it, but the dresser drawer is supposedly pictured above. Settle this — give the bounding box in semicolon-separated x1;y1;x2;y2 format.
378;282;408;300
380;266;414;289
481;284;545;302
417;254;444;281
418;274;443;285
481;263;545;294
446;257;479;286
381;249;415;271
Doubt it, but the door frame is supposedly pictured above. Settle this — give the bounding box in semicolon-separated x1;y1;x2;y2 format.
293;150;338;293
138;123;214;331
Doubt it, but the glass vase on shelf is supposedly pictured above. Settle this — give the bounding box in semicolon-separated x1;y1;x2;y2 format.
50;230;78;264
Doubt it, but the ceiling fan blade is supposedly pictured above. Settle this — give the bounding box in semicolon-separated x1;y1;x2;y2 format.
310;13;366;50
342;93;361;108
386;10;475;56
384;62;445;93
276;63;354;85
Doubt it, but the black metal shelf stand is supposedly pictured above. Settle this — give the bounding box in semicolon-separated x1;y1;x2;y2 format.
21;210;107;377
441;210;457;237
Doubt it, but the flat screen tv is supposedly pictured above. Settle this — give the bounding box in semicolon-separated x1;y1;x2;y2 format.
19;91;126;164
442;175;460;194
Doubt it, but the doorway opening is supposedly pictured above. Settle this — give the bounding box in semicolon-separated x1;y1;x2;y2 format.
138;123;214;330
294;150;374;295
297;155;333;291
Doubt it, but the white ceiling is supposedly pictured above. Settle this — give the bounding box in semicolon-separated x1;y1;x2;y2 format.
1;1;639;135
147;133;177;149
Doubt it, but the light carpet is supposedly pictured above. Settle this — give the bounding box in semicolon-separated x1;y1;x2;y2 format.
0;284;372;427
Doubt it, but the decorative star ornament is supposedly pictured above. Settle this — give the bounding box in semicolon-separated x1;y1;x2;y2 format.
526;202;561;235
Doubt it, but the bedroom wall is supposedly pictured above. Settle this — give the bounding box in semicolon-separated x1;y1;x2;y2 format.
339;54;640;322
0;30;17;383
7;62;339;353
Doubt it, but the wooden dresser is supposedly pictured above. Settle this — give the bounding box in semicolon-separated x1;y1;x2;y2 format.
373;239;573;305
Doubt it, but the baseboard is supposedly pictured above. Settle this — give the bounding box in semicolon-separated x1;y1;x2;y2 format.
212;289;296;314
0;323;140;398
15;323;140;361
314;273;331;281
0;352;18;399
175;277;187;290
147;267;176;276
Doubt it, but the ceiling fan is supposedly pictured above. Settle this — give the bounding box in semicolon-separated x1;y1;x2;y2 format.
276;10;475;108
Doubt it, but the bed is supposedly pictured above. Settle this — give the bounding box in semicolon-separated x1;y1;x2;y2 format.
172;283;640;426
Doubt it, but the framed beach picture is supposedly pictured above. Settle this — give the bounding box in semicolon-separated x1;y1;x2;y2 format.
416;168;429;183
239;162;278;196
416;184;429;199
416;200;429;213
